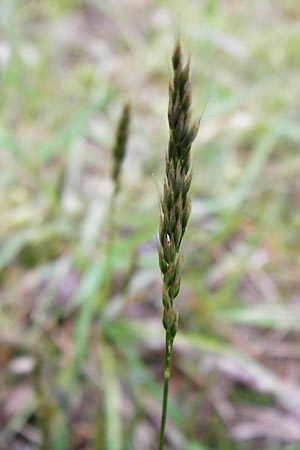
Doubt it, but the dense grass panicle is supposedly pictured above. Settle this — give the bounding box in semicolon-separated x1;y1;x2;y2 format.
159;41;199;338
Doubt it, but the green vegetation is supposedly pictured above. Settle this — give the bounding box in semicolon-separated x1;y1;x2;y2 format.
1;1;300;450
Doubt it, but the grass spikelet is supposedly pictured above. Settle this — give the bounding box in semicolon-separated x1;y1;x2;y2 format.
158;40;199;450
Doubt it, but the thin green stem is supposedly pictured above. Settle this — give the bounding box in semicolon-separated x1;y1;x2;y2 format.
98;183;118;310
158;332;174;450
92;185;120;450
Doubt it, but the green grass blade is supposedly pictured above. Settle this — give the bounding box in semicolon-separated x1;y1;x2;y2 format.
39;92;113;162
99;342;122;450
223;305;300;331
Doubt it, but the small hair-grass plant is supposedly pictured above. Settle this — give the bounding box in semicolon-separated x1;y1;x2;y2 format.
72;101;131;374
158;40;199;450
100;101;131;307
93;101;131;450
64;102;131;450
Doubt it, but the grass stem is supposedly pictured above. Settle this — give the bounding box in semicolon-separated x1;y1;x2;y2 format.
158;332;173;450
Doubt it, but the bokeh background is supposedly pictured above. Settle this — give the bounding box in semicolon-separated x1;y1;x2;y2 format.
1;1;300;449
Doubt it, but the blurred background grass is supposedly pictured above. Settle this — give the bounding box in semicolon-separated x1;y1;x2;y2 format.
1;0;300;449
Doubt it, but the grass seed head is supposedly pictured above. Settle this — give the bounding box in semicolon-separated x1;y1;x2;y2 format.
159;40;199;336
112;101;131;186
